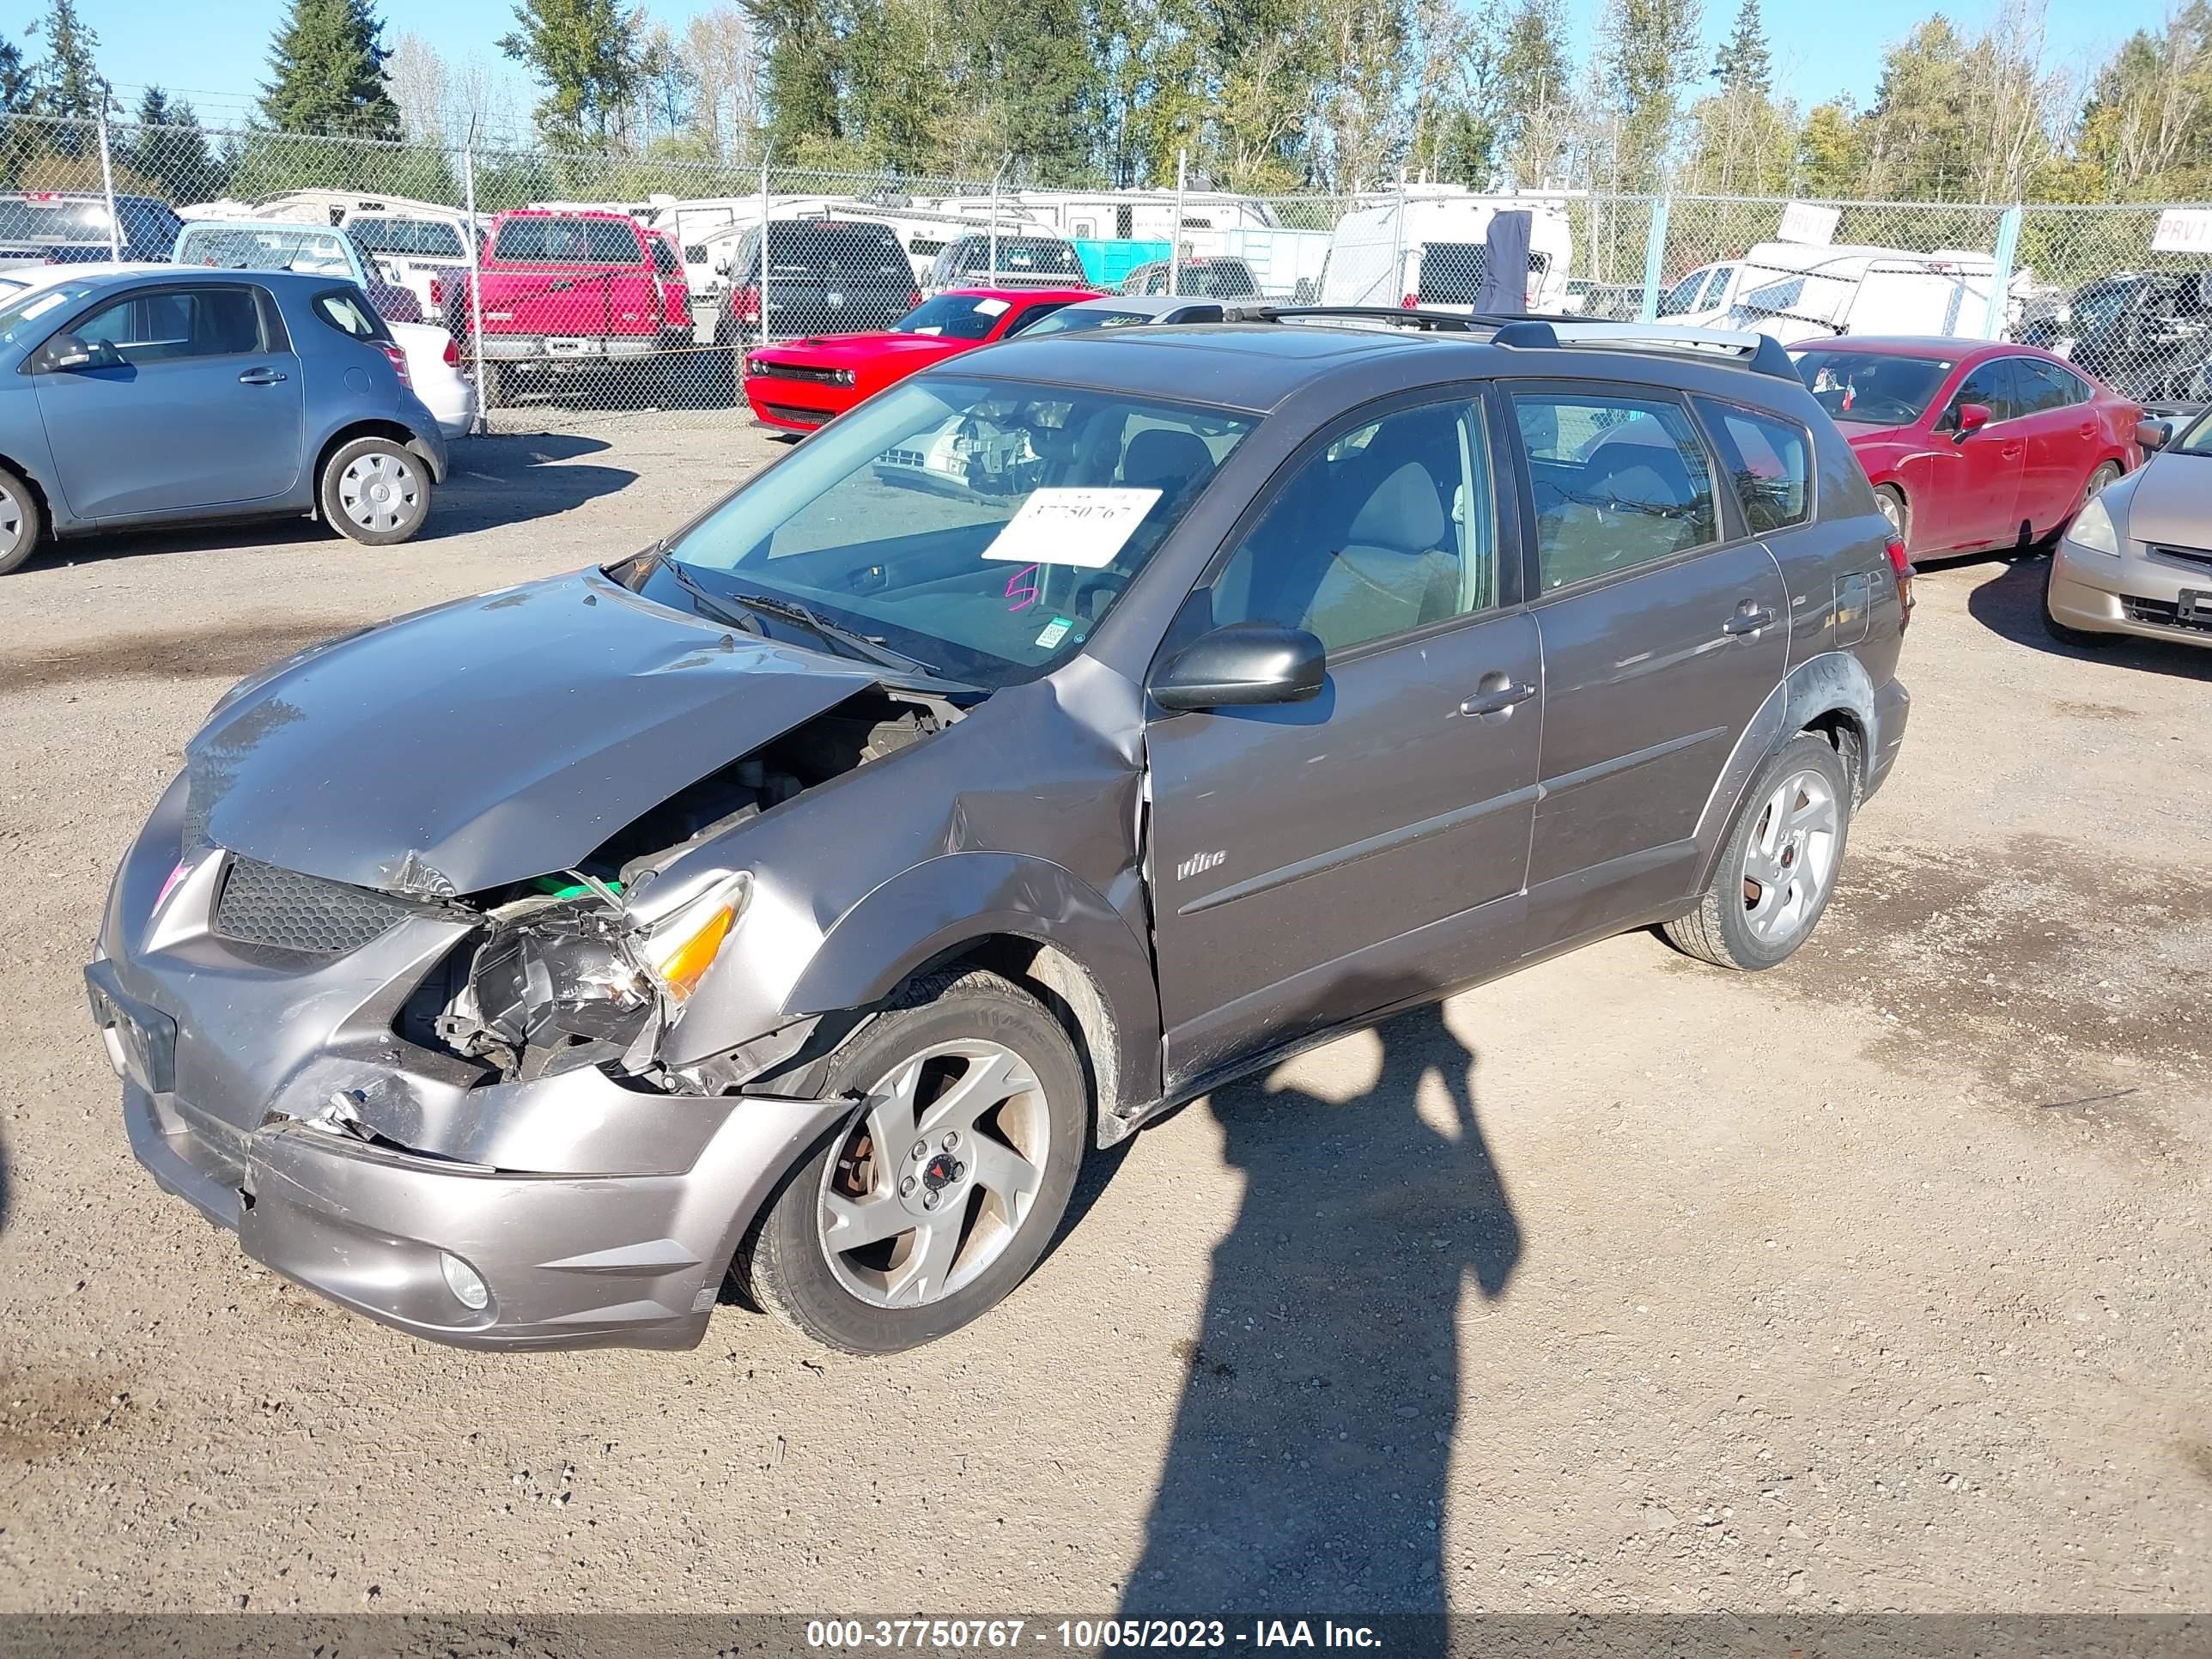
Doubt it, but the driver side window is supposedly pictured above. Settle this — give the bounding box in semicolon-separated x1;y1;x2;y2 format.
1943;358;2020;428
1211;397;1498;655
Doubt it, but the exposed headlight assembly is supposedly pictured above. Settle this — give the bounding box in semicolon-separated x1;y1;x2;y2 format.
2064;494;2123;557
436;871;752;1082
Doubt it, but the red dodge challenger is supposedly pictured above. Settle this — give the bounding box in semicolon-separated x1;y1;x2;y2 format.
743;286;1101;432
1789;337;2142;558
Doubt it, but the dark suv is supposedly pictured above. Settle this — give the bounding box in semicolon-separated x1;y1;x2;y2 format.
88;314;1909;1356
711;217;920;349
0;191;183;268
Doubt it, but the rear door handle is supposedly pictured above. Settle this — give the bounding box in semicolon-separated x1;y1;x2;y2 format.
1460;681;1536;716
1723;605;1776;635
237;368;287;386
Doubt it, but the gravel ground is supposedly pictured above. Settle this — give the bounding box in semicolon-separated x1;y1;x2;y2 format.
1;423;2208;1614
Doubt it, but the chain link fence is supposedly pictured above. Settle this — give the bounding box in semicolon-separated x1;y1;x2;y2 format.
11;108;2212;434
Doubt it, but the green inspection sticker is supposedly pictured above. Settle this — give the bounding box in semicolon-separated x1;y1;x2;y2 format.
1034;616;1075;648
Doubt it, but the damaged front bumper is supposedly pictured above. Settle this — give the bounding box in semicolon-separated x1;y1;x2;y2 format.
86;778;853;1352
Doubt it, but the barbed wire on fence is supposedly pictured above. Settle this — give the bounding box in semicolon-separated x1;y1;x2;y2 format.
5;107;2212;432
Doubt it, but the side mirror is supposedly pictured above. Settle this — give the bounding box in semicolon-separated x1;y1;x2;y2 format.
1953;401;1991;441
2136;417;2171;451
41;332;112;372
1151;623;1326;712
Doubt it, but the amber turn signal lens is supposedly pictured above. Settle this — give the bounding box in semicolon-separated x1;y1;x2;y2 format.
654;904;735;1001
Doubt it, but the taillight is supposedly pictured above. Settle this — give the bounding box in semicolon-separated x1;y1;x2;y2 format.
908;289;921;309
379;340;412;388
1401;292;1418;308
441;335;459;368
1886;536;1913;630
428;276;444;307
733;284;760;324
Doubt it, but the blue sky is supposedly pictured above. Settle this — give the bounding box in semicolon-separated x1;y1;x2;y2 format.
66;0;2179;135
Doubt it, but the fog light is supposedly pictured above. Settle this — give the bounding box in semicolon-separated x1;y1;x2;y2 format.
440;1251;489;1311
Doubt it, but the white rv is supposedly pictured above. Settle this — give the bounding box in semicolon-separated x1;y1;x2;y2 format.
1318;189;1575;313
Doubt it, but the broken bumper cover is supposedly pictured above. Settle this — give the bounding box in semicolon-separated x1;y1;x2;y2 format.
87;947;850;1352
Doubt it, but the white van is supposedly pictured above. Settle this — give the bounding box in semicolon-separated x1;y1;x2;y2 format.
1318;189;1574;313
1659;242;2026;340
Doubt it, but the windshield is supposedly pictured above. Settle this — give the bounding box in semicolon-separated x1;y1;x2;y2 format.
179;226;353;277
949;237;1082;276
1020;304;1174;337
1791;349;1956;425
896;293;1017;339
647;376;1255;687
0;279;94;349
1658;266;1717;316
2170;409;2212;456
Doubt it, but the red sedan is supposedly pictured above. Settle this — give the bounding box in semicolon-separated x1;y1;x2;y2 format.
742;287;1101;432
1790;337;2142;557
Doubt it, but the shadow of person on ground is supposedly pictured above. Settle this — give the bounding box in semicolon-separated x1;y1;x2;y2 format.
1121;995;1523;1614
1966;553;2212;680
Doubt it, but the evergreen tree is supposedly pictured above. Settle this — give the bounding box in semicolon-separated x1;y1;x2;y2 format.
28;0;102;157
744;0;846;158
500;0;646;152
1711;0;1770;96
1597;0;1701;188
261;0;401;138
131;87;223;204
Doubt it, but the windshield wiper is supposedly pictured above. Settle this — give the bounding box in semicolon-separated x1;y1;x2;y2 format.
722;586;942;676
657;555;764;633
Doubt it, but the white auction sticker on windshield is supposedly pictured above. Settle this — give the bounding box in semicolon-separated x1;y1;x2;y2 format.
982;488;1163;568
972;297;1011;316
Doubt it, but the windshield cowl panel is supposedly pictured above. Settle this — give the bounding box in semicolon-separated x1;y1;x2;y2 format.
659;376;1255;690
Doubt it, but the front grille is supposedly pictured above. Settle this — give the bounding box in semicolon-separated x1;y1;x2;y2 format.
755;361;848;386
214;857;413;955
760;402;830;428
2147;543;2212;575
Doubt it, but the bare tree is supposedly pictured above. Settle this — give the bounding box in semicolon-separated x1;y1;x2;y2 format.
386;32;451;145
684;3;758;160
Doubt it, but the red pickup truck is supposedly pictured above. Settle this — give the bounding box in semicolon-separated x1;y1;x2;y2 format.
438;209;692;383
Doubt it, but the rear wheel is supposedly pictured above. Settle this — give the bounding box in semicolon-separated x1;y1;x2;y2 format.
739;969;1087;1352
1664;732;1852;971
319;437;431;546
0;464;43;575
1873;483;1909;548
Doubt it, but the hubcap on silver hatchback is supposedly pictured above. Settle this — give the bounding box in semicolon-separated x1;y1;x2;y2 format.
337;452;421;532
1741;769;1839;945
0;483;24;552
817;1039;1052;1309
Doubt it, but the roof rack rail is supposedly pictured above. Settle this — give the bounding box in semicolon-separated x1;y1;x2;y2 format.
1218;303;1486;332
1481;316;1800;380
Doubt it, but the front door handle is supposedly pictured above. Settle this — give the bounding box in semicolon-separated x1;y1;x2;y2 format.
237;368;288;386
1460;680;1536;717
1723;605;1776;635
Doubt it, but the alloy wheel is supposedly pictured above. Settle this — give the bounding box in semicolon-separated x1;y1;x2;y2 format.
0;483;24;556
816;1038;1053;1309
1741;768;1840;945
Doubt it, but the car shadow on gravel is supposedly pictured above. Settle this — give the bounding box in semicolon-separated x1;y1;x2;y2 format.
1121;997;1522;1617
1966;553;2212;679
15;434;637;573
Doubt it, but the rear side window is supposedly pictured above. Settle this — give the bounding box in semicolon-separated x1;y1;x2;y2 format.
2015;357;2087;412
493;216;641;264
311;287;393;343
1512;390;1719;591
350;216;465;258
1705;403;1812;533
73;284;267;362
649;238;681;276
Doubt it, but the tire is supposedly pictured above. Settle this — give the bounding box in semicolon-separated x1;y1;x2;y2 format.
2042;551;2112;648
0;463;43;575
318;436;432;547
1663;732;1853;971
738;968;1088;1353
1873;483;1909;549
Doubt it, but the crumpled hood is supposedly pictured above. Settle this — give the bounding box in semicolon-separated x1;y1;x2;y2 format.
186;569;879;896
2112;452;2212;549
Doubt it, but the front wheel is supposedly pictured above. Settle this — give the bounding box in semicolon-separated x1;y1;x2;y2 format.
1663;732;1852;971
738;968;1087;1353
319;437;432;546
